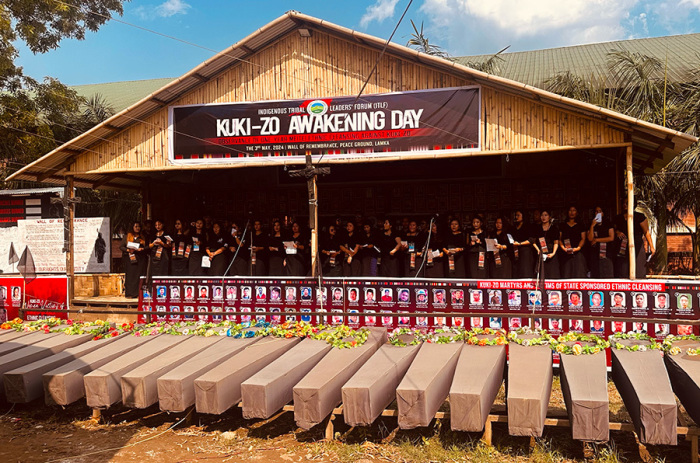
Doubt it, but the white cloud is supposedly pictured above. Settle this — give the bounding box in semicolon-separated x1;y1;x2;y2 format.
134;0;191;20
680;0;700;8
420;0;638;54
360;0;400;28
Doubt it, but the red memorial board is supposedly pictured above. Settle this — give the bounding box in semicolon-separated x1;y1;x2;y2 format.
0;276;68;322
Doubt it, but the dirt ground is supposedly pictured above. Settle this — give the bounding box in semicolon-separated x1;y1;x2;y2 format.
0;378;694;463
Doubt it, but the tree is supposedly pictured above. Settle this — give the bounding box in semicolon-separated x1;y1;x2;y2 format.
406;20;449;58
464;46;510;75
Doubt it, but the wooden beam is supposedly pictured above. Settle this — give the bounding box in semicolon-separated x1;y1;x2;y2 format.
627;145;636;279
91;174;119;189
633;131;675;150
103;124;121;131
37;157;74;181
192;73;209;82
65;175;75;301
151;97;168;106
637;144;666;172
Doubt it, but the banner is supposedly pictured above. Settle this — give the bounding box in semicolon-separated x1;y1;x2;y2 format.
169;87;480;164
139;277;698;339
0;217;110;274
0;276;68;322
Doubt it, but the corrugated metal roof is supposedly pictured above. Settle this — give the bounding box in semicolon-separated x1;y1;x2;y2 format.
454;33;700;88
71;78;175;113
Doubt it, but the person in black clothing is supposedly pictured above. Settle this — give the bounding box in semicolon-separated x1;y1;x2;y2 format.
613;205;654;279
228;222;248;276
170;218;190;276
188;218;208;276
340;221;362;276
320;225;343;277
443;218;467;278
120;222;147;298
532;209;560;279
267;220;286;276
559;205;587;278
587;206;615;278
401;219;425;277
359;222;379;276
249;220;268;276
285;221;307;276
423;221;444;278
378;218;401;278
489;216;512;279
206;222;229;276
148;219;171;276
467;215;488;278
511;210;535;279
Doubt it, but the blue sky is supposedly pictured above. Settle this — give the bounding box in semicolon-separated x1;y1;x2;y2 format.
15;0;700;86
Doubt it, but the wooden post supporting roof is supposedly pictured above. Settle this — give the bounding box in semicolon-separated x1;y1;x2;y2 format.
65;175;76;301
626;145;636;279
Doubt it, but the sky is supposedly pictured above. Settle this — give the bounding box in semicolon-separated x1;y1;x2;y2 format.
15;0;700;86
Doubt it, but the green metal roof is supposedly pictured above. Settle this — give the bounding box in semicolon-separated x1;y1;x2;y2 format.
70;34;700;112
70;78;175;113
453;33;700;88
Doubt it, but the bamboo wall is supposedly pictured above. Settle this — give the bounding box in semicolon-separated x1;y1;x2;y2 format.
72;30;626;174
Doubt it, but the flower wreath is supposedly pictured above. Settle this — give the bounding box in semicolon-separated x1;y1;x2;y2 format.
550;332;609;355
0;318;23;330
229;320;272;338
388;327;426;347
426;327;465;344
465;328;508;346
316;324;370;348
662;334;700;356
506;328;553;346
261;321;325;339
609;332;663;352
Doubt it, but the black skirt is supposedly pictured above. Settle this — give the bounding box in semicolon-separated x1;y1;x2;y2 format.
188;251;208;276
467;251;488;279
124;254;146;298
171;258;188;276
379;254;400;278
513;245;535;279
560;251;587;279
445;253;467;278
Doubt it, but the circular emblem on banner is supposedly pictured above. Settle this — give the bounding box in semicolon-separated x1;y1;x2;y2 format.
308;100;329;116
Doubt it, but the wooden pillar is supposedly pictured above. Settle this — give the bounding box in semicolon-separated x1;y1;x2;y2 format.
615;151;622;215
305;153;319;277
65;175;75;301
626;145;636;279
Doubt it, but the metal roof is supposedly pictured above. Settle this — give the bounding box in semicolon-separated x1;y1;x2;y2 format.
8;11;698;191
455;33;700;88
71;78;175;114
0;187;63;196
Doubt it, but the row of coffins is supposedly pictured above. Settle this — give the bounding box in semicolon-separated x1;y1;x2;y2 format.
1;318;699;446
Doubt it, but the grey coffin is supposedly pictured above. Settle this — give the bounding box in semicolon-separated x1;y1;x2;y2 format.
507;342;553;437
121;335;226;409
664;340;700;426
85;335;190;409
4;335;121;403
241;338;332;419
396;342;463;429
560;351;609;442
611;341;677;445
158;336;260;412
0;330;63;356
342;343;421;426
449;343;506;432
195;337;301;415
294;328;387;430
43;335;154;405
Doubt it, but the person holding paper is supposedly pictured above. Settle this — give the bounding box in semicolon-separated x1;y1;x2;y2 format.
613;200;653;279
228;222;249;276
340;221;362;276
359;222;379;276
206;222;229;275
378;218;402;277
320;225;343;277
120;221;147;298
443;218;467;278
532;209;561;279
423;221;444;278
488;216;512;279
587;206;615;278
148;219;171;276
559;205;587;278
466;214;488;279
511;210;535;279
400;219;425;277
267;220;286;276
285;221;307;276
188;219;209;276
249;219;268;276
170;218;191;276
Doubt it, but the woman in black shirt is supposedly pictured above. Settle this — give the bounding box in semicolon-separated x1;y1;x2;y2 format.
120;222;147;298
170;219;190;276
188;219;208;276
148;219;171;276
206;222;229;276
340;221;362;276
285;221;307;277
378;218;401;278
401;220;425;278
267;220;286;276
228;222;248;276
423;221;444;278
559;206;587;278
359;223;379;276
443;218;467;278
511;210;535;279
587;206;615;278
249;219;268;276
467;215;488;278
320;225;343;277
613;208;654;279
532;209;560;279
488;216;512;279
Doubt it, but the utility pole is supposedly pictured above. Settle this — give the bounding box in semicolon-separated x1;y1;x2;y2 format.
288;153;330;277
52;175;81;301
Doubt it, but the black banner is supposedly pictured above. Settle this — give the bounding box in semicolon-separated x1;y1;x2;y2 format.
169;87;480;163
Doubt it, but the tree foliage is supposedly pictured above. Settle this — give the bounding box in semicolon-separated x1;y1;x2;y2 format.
406;20;449;58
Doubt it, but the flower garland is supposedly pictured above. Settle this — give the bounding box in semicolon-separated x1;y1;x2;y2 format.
506;328;553;347
258;321;322;339
465;328;508;346
426;327;465;344
0;318;24;330
388;327;426;347
662;334;700;356
550;332;609;355
316;324;370;348
609;332;663;352
230;320;272;338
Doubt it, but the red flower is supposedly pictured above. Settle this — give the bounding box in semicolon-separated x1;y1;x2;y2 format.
111;331;119;337
93;336;100;341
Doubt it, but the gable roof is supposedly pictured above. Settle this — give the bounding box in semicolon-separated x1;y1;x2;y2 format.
9;11;698;189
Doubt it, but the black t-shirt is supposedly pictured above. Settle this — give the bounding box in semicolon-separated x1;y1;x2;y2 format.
268;233;285;258
559;222;585;250
592;219;615;258
190;232;208;253
467;230;487;253
402;232;425;255
443;231;466;251
614;212;645;247
206;232;228;252
378;231;399;257
532;224;560;254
